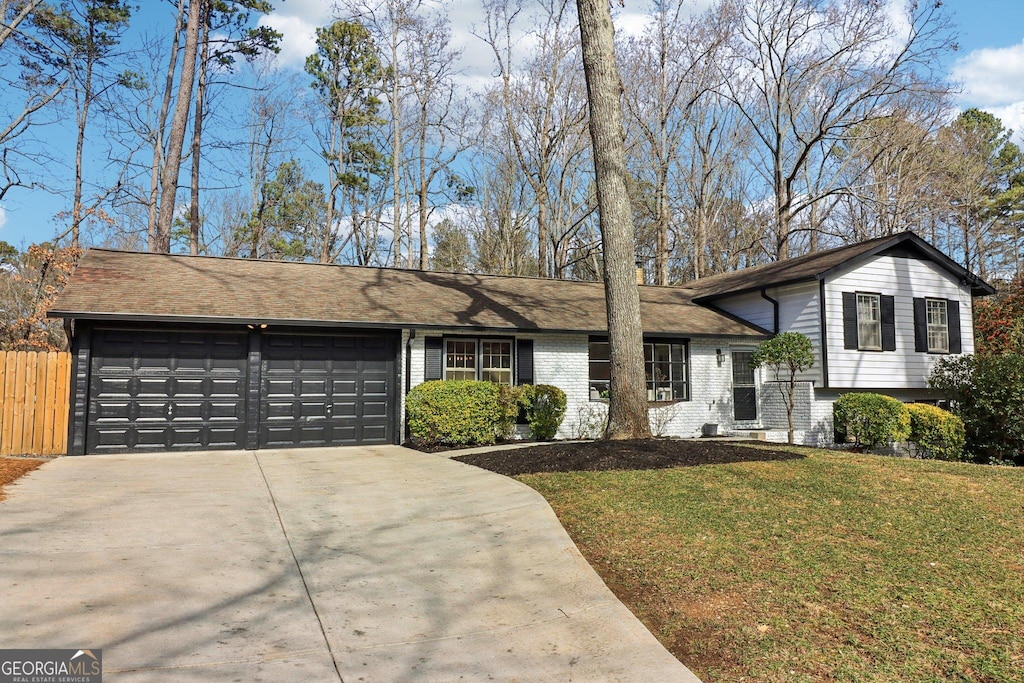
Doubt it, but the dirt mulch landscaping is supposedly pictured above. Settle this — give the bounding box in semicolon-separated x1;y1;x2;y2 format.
0;457;45;501
454;438;804;475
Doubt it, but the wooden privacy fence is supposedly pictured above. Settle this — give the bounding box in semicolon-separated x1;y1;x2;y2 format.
0;351;71;456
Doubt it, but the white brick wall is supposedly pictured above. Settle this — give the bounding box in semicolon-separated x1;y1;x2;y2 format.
758;382;835;446
398;329;854;445
402;331;789;441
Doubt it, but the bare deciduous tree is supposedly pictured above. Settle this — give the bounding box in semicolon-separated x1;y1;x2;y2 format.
716;0;954;259
481;0;590;278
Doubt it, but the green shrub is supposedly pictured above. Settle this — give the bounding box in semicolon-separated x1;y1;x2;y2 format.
522;384;567;440
407;380;507;446
833;393;911;448
495;385;526;441
929;353;1024;464
906;403;966;461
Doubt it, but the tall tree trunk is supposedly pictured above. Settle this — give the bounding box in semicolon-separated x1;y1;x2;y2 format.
537;188;549;277
390;26;403;269
418;126;429;270
71;50;94;250
188;6;210;256
148;0;186;251
154;0;203;252
577;0;651;440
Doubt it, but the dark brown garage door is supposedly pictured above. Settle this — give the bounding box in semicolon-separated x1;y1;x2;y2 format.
259;333;396;448
87;329;248;453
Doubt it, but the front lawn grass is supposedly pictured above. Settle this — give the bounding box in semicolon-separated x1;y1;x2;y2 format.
518;448;1024;682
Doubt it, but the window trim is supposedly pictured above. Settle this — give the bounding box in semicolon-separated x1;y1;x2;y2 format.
588;336;690;403
925;298;949;353
442;335;515;385
855;292;883;352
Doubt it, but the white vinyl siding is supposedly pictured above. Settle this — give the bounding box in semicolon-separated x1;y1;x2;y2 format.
714;281;823;384
713;291;775;331
824;256;974;388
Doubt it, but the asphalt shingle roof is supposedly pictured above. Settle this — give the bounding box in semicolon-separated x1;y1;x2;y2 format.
684;231;995;299
50;249;769;338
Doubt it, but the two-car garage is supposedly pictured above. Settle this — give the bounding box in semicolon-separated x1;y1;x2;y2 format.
77;326;398;455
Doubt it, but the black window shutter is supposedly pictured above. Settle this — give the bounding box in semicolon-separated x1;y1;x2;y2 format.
424;337;443;380
842;292;858;349
947;300;962;354
516;339;534;385
881;295;896;351
913;298;928;352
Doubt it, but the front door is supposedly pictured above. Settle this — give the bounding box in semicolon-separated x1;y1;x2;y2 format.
732;351;757;421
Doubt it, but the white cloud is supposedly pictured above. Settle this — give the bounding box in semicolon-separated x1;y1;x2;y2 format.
0;204;6;231
260;12;323;69
985;102;1024;140
953;39;1024;107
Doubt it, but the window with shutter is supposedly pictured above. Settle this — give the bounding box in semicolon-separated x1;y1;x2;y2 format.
926;299;949;352
856;293;882;350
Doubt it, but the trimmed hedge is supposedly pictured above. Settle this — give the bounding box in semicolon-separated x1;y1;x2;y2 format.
406;381;567;446
834;393;911;448
407;380;516;446
522;384;567;440
906;403;966;461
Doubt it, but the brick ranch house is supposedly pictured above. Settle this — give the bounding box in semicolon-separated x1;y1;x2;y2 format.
49;231;993;455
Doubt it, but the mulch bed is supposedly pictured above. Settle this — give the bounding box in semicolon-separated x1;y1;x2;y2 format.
454;439;805;476
0;457;45;501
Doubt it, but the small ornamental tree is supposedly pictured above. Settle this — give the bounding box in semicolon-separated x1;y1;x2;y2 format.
751;332;815;444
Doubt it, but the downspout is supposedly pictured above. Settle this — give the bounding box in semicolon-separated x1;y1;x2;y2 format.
405;328;416;394
404;328;416;444
760;288;779;334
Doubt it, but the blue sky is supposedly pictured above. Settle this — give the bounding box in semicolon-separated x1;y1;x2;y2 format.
2;0;1024;248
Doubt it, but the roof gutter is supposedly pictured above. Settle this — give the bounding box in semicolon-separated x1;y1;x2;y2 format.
760;288;779;334
47;311;769;339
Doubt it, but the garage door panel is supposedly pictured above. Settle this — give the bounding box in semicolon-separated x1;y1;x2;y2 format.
361;400;388;417
87;328;394;453
263;400;298;419
362;379;388;396
331;400;357;417
90;400;131;421
87;329;247;454
134;401;168;420
331;426;357;443
137;377;175;397
361;424;388;442
333;379;357;396
258;333;395;448
210;378;244;397
263;378;297;396
209;401;245;420
299;379;329;396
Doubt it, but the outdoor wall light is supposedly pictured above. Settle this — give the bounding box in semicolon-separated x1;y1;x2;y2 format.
716;348;724;366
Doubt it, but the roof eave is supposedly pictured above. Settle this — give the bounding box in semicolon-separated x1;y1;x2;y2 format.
49;311;767;338
692;274;820;304
817;232;997;296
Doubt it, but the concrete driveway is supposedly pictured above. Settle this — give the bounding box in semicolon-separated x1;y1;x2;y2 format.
0;446;700;682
